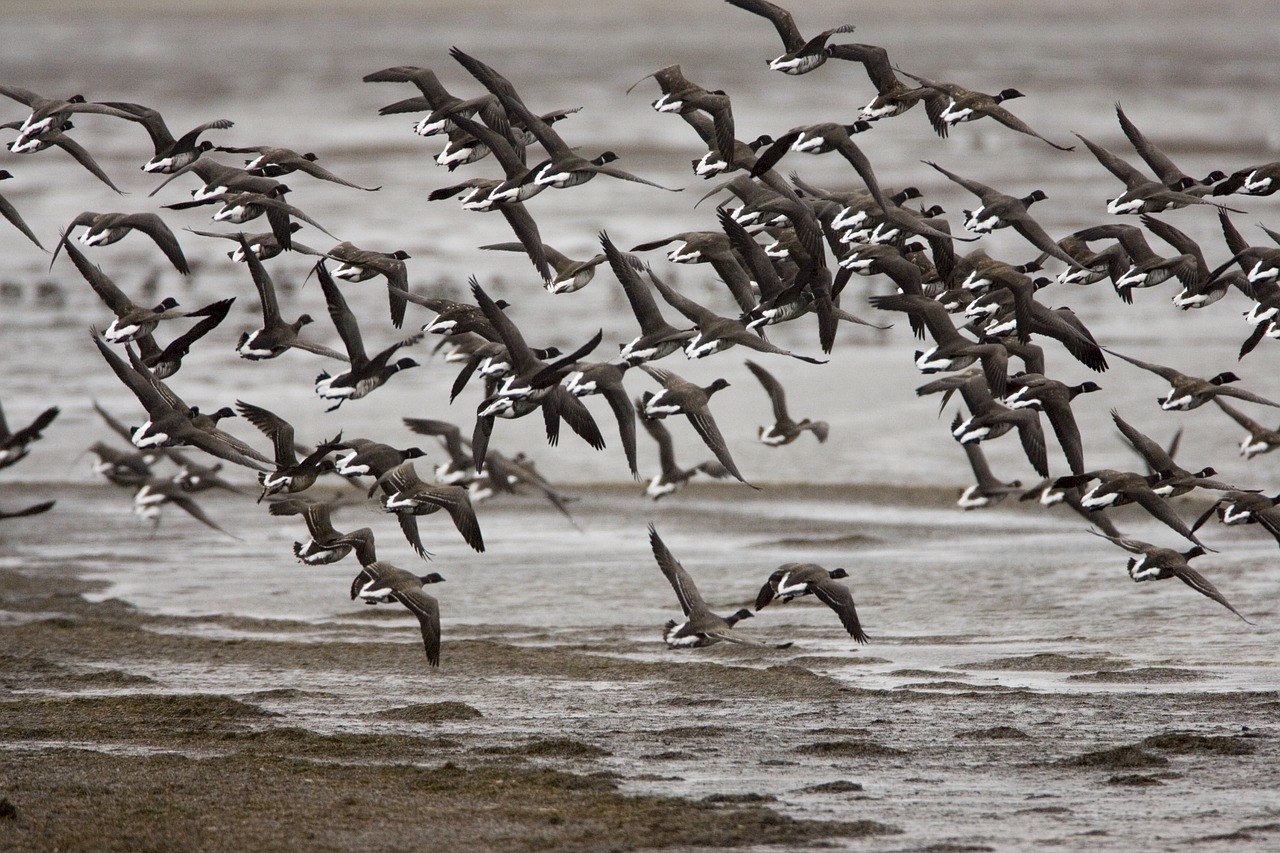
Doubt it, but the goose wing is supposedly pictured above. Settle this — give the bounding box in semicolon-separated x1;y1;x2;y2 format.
648;524;708;616
811;577;869;643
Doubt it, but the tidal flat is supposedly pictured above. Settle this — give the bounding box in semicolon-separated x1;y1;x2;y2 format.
1;510;1277;852
3;1;1280;850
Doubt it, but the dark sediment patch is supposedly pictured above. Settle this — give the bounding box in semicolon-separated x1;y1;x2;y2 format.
955;726;1030;740
806;727;874;738
631;773;683;781
47;668;157;688
895;635;983;646
962;653;1129;673
0;693;275;743
692;663;850;701
797;780;864;794
642;750;696;760
242;688;339;701
913;845;997;852
755;533;880;548
798;740;906;758
897;680;1022;692
0;597;850;703
789;655;893;667
479;738;613;759
0;653;155;690
372;702;483;723
234;727;460;759
1194;823;1280;843
1107;774;1164;786
0;610;439;677
702;792;777;804
1059;745;1169;769
0;750;896;852
1067;667;1215;683
890;669;954;678
653;724;730;739
444;640;841;698
1141;732;1255;755
0;566;112;603
658;696;724;707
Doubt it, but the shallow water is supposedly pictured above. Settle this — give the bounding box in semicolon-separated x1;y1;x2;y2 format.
3;2;1280;850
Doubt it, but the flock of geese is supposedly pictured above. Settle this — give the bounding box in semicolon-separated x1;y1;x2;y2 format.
4;0;1279;664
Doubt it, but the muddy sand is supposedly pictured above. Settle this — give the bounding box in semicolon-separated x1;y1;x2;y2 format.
2;542;1277;853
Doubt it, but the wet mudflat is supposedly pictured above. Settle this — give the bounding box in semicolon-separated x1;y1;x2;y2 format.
3;1;1280;850
2;483;1278;852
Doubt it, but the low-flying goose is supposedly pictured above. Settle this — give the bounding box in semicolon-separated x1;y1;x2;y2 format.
135;296;235;379
60;242;189;344
1213;398;1280;459
266;497;358;565
895;68;1074;151
313;261;422;410
755;563;868;642
373;460;485;556
0;85;138;141
189;223;321;262
90;329;273;472
0;170;47;249
639;364;753;488
744;359;829;446
337;528;446;666
723;0;856;75
650;524;784;648
1212;160;1280;197
638;410;731;500
1114;103;1222;197
831;42;929;121
164;185;336;252
235;400;342;502
450;47;682;194
0;400;59;471
628;64;736;165
1111;409;1241;499
601;232;695;365
1003;373;1100;476
1190;491;1280;552
923;161;1087;271
1019;480;1123;538
480;240;630;295
131;477;238;538
1074;132;1240;216
1105;348;1280;411
1091;531;1251;623
562;360;639;478
323;241;412;328
215;144;380;190
1055;468;1210;550
644;265;827;363
101;100;232;173
868;292;1012;398
53;211;189;275
234;235;349;362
